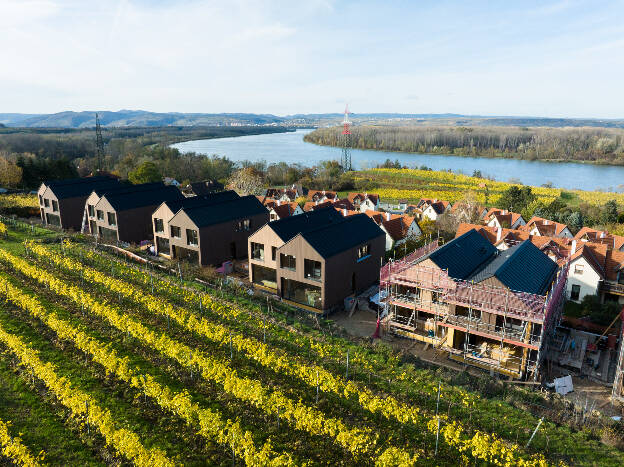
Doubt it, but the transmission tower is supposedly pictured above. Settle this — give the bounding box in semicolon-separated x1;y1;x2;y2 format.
95;113;104;172
341;105;352;171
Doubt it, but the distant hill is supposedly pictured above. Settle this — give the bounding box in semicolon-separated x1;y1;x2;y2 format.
1;110;623;129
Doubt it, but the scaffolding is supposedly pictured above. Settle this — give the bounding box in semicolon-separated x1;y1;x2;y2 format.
382;242;569;380
612;322;624;403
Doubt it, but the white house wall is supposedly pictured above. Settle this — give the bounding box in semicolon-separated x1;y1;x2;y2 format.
566;256;601;302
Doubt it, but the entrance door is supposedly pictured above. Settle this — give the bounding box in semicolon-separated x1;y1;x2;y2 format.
230;242;236;258
89;220;97;235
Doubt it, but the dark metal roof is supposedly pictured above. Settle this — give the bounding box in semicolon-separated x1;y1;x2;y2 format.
417;229;497;280
181;195;267;228
162;190;239;214
188;180;224;196
269;207;344;242
46;176;121;199
102;184;184;212
91;181;162;197
298;213;385;259
469;240;557;295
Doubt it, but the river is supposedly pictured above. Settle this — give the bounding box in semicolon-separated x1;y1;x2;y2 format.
172;129;624;192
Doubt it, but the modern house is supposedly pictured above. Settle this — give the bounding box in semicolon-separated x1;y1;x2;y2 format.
521;216;573;238
277;214;385;313
89;183;184;244
248;207;344;291
38;176;121;230
383;229;566;379
485;208;526;229
152;190;240;257
249;209;384;313
167;195;268;266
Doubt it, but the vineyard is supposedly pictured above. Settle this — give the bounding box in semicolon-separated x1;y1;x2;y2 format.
352;168;624;206
0;222;623;465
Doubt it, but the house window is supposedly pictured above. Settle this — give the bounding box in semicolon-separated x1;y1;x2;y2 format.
154;218;164;233
96;209;104;220
357;244;371;261
570;284;581;301
44;198;50;208
171;226;181;238
237;219;251;231
270;213;277;221
304;259;321;281
39;195;43;205
107;212;116;226
186;229;198;246
88;204;95;217
51;200;58;212
280;253;296;270
271;246;277;261
251;242;264;261
574;264;584;275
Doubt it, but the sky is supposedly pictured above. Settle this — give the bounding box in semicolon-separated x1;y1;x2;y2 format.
1;0;624;118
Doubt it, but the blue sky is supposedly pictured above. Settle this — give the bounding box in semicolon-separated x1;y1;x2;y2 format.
1;0;623;117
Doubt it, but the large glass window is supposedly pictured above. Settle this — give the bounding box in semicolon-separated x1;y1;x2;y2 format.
39;195;43;206
570;284;581;301
156;236;170;255
154;218;164;233
96;209;104;220
88;204;95;217
51;200;58;212
304;259;321;281
357;244;371;260
252;264;277;289
171;225;181;238
251;242;264;261
281;278;322;309
186;229;198;246
280;253;296;270
271;246;277;261
107;212;117;226
44;198;50;208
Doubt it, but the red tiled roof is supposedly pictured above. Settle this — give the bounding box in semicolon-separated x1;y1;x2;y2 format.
307;190;338;201
347;192;380;205
521;216;569;236
271;202;299;219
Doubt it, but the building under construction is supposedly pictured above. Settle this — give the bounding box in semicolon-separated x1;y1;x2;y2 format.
381;229;569;379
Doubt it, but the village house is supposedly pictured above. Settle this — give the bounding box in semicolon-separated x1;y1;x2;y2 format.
308;190;339;203
575;227;624;252
521;216;573;238
90;183;184;244
248;207;344;292
420;200;451;221
268;202;303;221
152;190;240;257
275;214;385;313
182;180;224;197
347;192;380;212
383;229;565;379
264;184;305;203
337;209;422;251
167;195;268;266
38;176;121;230
303;198;354;212
484;208;526;229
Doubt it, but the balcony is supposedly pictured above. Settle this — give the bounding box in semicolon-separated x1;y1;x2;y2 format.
600;280;624;296
443;314;541;347
387;292;449;316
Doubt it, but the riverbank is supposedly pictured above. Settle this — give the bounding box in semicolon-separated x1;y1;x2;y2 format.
304;125;624;166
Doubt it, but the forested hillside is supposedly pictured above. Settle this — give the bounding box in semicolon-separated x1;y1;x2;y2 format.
305;125;624;165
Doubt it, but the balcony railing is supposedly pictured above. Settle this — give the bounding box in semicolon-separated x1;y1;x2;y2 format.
600;280;624;296
387;293;449;315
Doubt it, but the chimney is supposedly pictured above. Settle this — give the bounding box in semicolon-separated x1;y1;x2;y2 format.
496;227;502;242
571;239;577;255
386;212;391;221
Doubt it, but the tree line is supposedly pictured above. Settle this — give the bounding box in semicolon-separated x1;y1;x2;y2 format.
304;125;624;164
